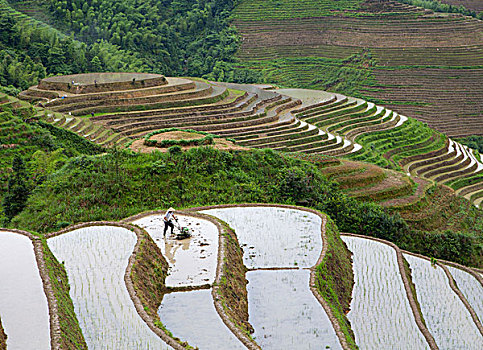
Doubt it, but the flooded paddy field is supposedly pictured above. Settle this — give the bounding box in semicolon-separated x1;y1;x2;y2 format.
133;214;218;287
247;269;341;350
201;206;322;268
342;236;429;349
446;265;483;322
0;231;50;350
159;289;245;349
47;226;173;350
405;253;483;349
202;206;342;349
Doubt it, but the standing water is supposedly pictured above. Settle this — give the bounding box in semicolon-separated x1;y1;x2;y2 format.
202;206;341;349
48;226;173;349
159;289;245;349
133;214;219;287
0;231;51;350
201;207;322;268
247;270;342;350
342;236;429;349
404;253;483;349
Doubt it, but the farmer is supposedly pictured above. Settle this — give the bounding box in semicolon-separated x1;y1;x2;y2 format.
163;207;178;236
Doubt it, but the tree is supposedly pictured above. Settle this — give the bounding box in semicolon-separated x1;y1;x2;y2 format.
90;55;103;72
2;156;30;221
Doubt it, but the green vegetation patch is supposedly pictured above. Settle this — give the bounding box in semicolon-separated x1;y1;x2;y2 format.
4;134;481;267
130;227;169;318
233;0;364;20
396;0;482;19
144;128;221;148
402;255;427;328
393;185;483;267
446;173;483;191
216;221;252;335
0;0;146;93
234;53;376;98
350;118;444;170
315;218;357;349
456;135;483;162
0;107;104;224
41;239;87;349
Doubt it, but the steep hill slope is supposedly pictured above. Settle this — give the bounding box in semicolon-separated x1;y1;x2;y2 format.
3;83;483;267
233;0;483;137
20;73;483;207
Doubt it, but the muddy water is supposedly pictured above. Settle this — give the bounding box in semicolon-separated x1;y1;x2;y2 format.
201;207;322;268
159;289;245;349
133;214;218;287
0;231;51;350
247;270;342;350
48;226;173;350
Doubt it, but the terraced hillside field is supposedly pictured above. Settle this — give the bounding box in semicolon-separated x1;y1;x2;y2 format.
232;0;483;138
20;72;483;207
2;206;481;349
435;0;483;13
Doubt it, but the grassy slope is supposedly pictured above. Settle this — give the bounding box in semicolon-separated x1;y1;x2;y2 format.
41;240;87;349
216;222;252;334
130;228;169;319
7;143;480;268
315;217;357;349
0;102;104;220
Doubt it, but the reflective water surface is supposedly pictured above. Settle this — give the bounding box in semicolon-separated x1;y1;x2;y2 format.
159;289;245;350
0;231;50;350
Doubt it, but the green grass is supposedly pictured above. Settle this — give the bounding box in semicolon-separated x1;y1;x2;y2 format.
0;103;105;222
5;143;480;266
349;119;443;170
447;173;483;191
41;239;87;349
235;55;377;98
314;218;357;349
233;0;365;20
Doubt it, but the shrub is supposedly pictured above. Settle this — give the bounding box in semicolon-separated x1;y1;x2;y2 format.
168;145;182;155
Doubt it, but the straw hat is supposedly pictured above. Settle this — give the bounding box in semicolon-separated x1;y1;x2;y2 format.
168;207;176;212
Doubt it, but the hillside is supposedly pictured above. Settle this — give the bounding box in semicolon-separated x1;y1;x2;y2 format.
3;0;481;140
3;0;239;83
1;2;483;349
413;0;483;14
232;0;483;138
21;73;483;208
2;83;481;267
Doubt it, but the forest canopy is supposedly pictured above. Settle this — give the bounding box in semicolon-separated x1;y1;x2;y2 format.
1;0;256;94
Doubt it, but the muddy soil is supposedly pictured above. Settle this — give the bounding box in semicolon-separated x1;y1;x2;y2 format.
0;318;6;350
133;215;219;287
130;227;170;318
215;221;253;337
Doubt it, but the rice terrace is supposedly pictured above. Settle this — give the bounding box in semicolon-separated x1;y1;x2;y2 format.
0;0;482;349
